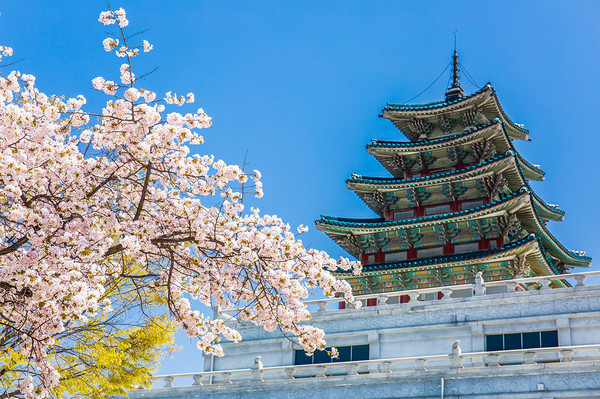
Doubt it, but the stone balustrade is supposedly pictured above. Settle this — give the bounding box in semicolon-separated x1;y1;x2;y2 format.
145;343;600;390
218;270;600;316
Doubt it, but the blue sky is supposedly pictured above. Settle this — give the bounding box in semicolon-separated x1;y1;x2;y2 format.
1;1;599;375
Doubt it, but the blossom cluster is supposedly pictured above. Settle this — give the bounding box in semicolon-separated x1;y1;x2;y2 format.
0;45;12;62
0;7;360;398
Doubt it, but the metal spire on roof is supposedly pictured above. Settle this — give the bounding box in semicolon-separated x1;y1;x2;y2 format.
445;31;465;102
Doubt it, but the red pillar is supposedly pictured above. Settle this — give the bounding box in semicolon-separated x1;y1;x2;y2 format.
361;252;368;264
375;248;384;264
407;247;417;259
478;238;490;251
415;205;425;217
385;208;393;221
443;242;455;255
451;199;461;212
496;237;504;249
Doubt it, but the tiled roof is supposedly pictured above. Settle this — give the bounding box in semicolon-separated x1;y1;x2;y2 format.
318;189;525;228
348;151;513;185
382;84;529;136
383;85;491;112
525;197;591;264
367;119;502;149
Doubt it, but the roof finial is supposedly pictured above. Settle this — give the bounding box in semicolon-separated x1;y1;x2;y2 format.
445;30;465;102
454;29;457;52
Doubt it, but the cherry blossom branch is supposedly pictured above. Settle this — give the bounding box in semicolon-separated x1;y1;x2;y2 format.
133;162;152;221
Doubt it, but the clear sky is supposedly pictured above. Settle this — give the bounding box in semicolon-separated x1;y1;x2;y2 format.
1;0;599;376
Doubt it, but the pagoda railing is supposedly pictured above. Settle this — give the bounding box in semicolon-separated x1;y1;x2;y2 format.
144;343;600;390
219;270;600;316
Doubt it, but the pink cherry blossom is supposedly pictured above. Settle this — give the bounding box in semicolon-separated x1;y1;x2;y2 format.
102;37;119;52
0;7;361;397
143;40;153;52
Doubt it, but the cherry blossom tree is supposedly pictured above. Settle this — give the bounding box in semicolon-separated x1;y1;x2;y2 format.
0;7;360;398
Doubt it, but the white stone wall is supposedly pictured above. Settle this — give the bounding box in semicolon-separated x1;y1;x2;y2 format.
207;284;600;372
131;281;600;399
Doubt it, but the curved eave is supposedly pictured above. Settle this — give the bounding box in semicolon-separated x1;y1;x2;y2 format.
349;151;559;222
317;189;527;235
381;84;530;142
337;235;568;287
367;118;512;156
367;120;542;183
530;192;564;221
367;119;520;179
381;87;492;141
517;154;545;181
349;151;519;189
516;200;590;268
348;152;533;214
316;190;587;268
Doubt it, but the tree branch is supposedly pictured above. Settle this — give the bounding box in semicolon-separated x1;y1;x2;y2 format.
133;162;152;221
0;235;28;256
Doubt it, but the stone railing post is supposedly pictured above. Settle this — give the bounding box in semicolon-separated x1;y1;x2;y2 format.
474;271;486;296
523;352;536;364
415;359;427;370
316;366;327;378
450;340;463;368
441;288;452;300
408;291;420;303
506;282;518;292
192;374;204;386
284;367;296;380
317;301;328;312
574;275;586;287
379;361;392;374
223;373;232;384
163;376;174;388
348;363;359;376
486;353;500;367
539;278;551;290
252;356;264;381
560;349;574;362
284;368;296;379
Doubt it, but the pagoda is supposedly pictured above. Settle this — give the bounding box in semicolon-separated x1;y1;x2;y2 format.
316;50;591;296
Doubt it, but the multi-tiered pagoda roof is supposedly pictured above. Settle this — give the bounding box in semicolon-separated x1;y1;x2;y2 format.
316;54;590;295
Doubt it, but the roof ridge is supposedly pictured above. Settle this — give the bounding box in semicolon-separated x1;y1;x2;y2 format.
384;83;492;111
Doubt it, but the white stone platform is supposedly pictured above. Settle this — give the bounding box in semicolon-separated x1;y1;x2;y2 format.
131;271;600;398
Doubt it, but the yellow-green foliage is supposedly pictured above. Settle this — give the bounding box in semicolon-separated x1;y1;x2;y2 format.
0;348;27;395
52;316;176;398
1;319;175;398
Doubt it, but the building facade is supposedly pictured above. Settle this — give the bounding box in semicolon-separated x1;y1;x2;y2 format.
133;273;600;398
